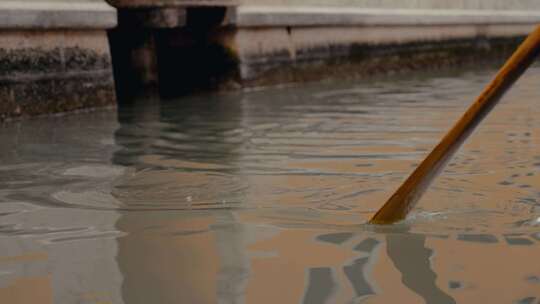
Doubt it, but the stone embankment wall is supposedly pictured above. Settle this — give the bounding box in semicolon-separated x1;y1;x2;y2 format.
3;0;540;117
222;6;540;84
0;0;117;120
103;0;540;95
239;0;540;10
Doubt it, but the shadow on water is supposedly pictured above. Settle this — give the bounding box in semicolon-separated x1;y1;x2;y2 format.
112;90;255;303
306;225;456;304
386;233;456;304
113;89;244;168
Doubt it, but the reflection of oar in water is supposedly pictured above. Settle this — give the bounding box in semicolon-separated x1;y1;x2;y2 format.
370;25;540;225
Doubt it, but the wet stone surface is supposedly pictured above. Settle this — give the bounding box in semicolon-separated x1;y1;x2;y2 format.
238;37;523;89
0;47;111;77
0;35;115;120
0;76;115;120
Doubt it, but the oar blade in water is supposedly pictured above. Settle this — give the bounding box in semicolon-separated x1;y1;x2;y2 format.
370;25;540;225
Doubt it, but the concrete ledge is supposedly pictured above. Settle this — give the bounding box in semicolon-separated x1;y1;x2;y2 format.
236;0;540;11
209;6;540;84
0;1;117;29
220;22;537;80
234;6;540;27
224;33;526;89
107;0;238;9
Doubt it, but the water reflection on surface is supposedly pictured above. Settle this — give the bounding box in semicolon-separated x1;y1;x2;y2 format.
1;66;540;303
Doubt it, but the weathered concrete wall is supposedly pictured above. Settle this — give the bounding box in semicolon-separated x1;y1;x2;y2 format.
214;6;540;86
106;0;540;10
106;0;237;8
104;0;540;96
238;0;540;10
0;1;117;120
105;0;540;95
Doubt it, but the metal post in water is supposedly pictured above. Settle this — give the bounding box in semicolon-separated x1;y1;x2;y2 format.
370;25;540;225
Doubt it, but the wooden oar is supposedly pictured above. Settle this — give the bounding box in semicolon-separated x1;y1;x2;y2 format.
370;25;540;225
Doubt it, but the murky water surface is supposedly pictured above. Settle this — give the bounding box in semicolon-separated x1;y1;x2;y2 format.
1;66;540;304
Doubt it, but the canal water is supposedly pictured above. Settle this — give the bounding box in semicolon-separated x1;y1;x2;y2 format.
1;65;539;304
